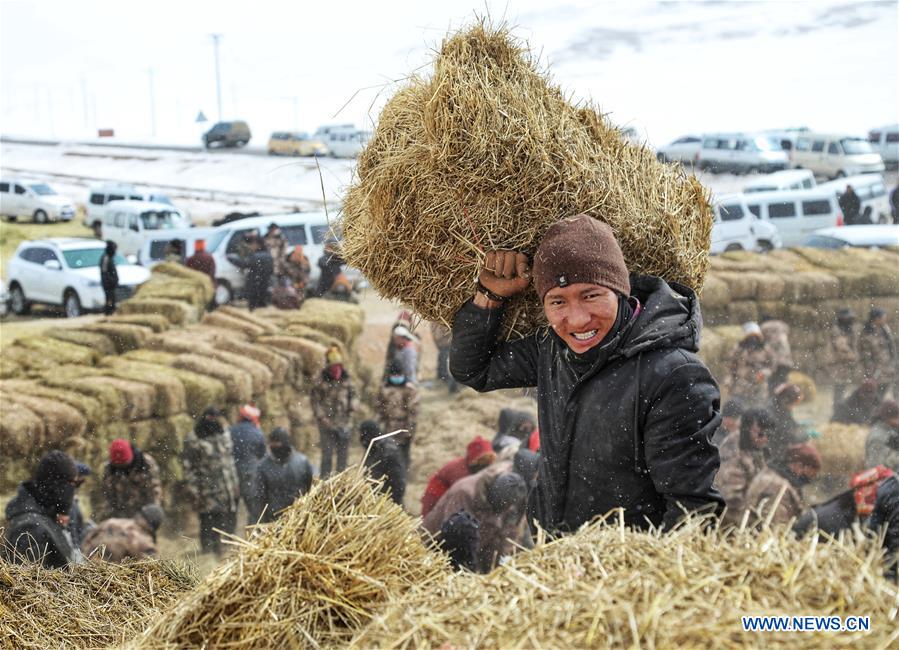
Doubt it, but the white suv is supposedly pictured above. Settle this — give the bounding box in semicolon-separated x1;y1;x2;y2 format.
7;238;150;317
0;179;77;223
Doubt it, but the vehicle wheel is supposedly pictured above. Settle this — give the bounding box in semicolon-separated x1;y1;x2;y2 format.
836;170;846;178
214;281;233;306
9;283;30;315
91;221;103;238
724;243;743;252
33;209;48;224
235;140;246;147
63;290;82;318
757;240;774;253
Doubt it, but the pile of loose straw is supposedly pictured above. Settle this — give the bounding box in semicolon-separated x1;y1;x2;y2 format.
354;514;899;648
0;559;195;649
342;21;712;336
132;470;449;648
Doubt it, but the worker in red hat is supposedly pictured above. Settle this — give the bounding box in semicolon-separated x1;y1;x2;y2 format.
450;215;724;534
97;439;162;521
420;436;497;517
230;404;266;519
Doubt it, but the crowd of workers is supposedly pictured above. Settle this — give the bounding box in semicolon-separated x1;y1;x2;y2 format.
3;216;897;580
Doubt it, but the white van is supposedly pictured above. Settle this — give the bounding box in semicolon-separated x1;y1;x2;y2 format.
711;194;782;253
791;133;885;179
86;183;185;234
867;125;899;169
100;200;186;258
314;125;371;158
818;174;891;224
743;169;816;194
0;178;76;223
137;227;222;268
208;212;333;304
742;188;842;247
698;133;789;174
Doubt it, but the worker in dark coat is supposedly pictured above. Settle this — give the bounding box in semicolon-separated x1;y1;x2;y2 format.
838;185;862;225
3;450;79;568
359;420;407;506
99;240;119;315
833;379;882;425
450;215;723;534
185;239;216;281
228;235;273;311
229;404;267;519
252;428;315;523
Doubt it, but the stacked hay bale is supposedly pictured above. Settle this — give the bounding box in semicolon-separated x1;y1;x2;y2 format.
0;560;195;649
132;471;449;648
354;514;898;648
0;266;366;495
699;247;899;381
341;21;712;338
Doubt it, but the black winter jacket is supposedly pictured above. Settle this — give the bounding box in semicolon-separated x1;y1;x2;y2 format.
3;482;76;568
230;250;274;304
230;420;266;479
868;475;899;580
252;451;315;523
451;274;724;532
364;439;407;506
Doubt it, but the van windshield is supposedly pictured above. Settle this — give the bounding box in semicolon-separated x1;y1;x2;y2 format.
840;139;874;155
205;230;228;252
28;183;56;195
752;137;782;151
140;210;178;230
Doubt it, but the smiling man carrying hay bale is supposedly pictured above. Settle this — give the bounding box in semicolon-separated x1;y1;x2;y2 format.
342;23;722;533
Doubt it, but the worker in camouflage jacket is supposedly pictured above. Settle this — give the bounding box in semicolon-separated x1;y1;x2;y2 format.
310;347;357;476
745;443;821;525
98;439;162;521
376;360;421;468
830;308;860;408
723;322;773;406
716;408;773;525
82;504;164;563
858;308;897;399
263;222;289;279
181;407;240;555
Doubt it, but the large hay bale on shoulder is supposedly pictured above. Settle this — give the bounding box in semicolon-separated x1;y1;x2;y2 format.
98;359;188;416
4;392;87;449
135;471;448;648
133;279;208;310
812;422;868;477
105;312;173;333
341;23;711;337
257;336;327;376
83;322;152;353
44;328;118;357
0;560;195;650
172;354;253;403
0;398;45;456
116;297;197;325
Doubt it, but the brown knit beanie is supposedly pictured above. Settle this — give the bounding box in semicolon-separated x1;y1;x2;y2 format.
533;215;630;300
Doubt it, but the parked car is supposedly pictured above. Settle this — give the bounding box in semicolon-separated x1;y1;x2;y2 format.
867;125;899;169
207;212;333;304
742;187;842;247
100;200;186;258
267;132;328;157
137;227;222;268
85;183;184;235
313;125;370;158
803;225;899;249
0;277;9;319
818;174;891;224
711;194;782;253
0;178;76;223
203;120;251;148
743;169;816;194
791;132;885;178
656;135;701;164
7;238;151;317
698;134;789;174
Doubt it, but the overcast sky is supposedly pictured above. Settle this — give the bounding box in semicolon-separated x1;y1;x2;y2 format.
1;0;896;146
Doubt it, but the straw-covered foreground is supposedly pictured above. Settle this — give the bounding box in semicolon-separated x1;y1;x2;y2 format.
342;21;712;336
0;559;195;650
354;514;899;649
132;470;450;649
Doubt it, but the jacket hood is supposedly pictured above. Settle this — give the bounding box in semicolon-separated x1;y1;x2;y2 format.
615;274;701;358
5;482;54;521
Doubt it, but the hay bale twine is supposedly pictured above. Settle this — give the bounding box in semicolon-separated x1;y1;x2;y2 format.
341;22;712;336
135;471;449;648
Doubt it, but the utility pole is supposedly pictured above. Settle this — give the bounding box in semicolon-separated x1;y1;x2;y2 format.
210;33;223;122
147;68;157;137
